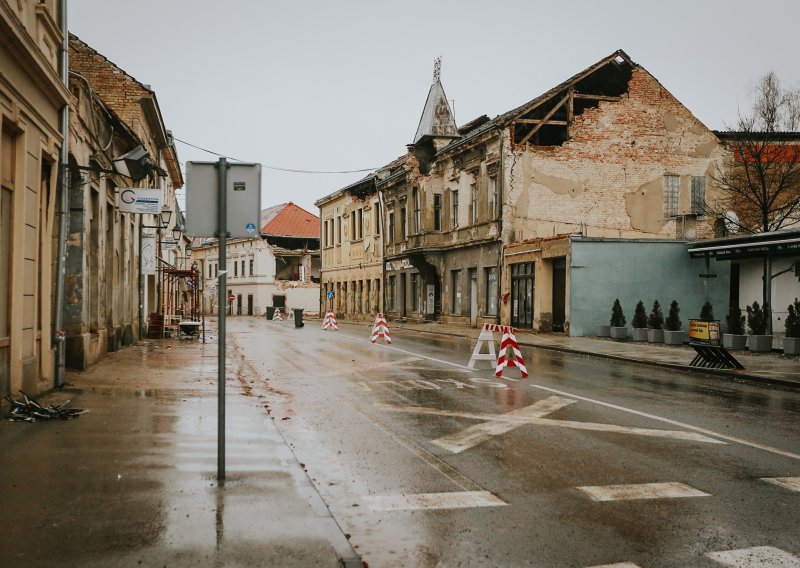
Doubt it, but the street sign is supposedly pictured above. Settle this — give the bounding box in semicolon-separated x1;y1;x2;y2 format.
228;293;235;302
185;161;262;239
326;290;335;300
141;235;156;275
118;188;162;214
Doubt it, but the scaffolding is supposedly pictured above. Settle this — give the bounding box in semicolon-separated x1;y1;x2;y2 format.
162;267;201;338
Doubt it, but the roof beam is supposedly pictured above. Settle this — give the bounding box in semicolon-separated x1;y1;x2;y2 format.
518;93;570;145
515;119;569;126
573;93;622;102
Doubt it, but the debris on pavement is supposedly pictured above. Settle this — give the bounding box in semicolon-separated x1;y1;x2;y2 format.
5;391;87;422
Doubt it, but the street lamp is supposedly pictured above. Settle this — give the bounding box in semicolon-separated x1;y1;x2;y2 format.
160;204;173;228
172;223;182;241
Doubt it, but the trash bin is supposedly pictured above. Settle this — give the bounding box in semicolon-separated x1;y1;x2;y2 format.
266;306;275;320
293;308;304;328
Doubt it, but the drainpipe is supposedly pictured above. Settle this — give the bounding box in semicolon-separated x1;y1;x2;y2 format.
376;179;386;315
54;0;69;388
496;127;505;325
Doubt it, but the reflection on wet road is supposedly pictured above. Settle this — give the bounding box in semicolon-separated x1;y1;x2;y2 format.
232;317;800;568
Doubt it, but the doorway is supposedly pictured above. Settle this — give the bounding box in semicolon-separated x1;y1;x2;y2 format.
552;257;566;332
511;262;534;329
469;268;478;326
247;294;253;316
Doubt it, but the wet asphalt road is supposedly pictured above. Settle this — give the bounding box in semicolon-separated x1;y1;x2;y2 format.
231;316;800;568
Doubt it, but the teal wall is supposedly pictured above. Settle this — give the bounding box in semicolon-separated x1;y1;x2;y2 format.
569;239;731;337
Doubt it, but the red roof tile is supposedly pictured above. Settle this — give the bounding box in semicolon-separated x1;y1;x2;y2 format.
260;202;320;238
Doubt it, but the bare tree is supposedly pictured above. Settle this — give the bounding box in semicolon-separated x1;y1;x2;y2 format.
710;72;800;234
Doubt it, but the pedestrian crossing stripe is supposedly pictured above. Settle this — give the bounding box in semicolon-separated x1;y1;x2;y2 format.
760;476;800;493
577;481;710;501
706;546;800;567
363;490;506;511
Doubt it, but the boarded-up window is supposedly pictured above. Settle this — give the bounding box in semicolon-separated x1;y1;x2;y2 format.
691;176;706;216
663;175;680;218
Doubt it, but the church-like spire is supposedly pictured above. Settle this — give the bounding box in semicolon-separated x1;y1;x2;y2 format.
412;57;459;144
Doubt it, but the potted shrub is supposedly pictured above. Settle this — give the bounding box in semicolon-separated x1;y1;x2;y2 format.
632;301;648;341
699;301;714;321
610;299;628;339
647;300;665;343
723;305;747;350
783;298;800;355
746;301;772;352
664;300;685;345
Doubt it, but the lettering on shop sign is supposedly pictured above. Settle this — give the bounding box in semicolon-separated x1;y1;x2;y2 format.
350;377;509;392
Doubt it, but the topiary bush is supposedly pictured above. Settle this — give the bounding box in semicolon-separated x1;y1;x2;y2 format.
784;298;800;338
665;300;681;331
746;301;770;335
632;301;648;329
648;300;664;330
699;301;714;321
725;306;745;335
610;299;626;327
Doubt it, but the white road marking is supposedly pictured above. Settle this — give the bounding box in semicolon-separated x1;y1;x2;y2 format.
430;396;576;453
578;482;710;501
363;490;506;511
525;383;800;462
377;396;724;454
532;418;726;444
340;332;800;461
587;563;642;568
706;546;800;567
761;477;800;493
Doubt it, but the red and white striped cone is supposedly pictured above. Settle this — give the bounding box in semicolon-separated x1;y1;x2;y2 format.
370;313;392;344
495;328;528;378
272;308;283;321
322;310;338;331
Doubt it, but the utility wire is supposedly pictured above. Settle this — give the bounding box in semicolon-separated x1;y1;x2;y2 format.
173;137;379;174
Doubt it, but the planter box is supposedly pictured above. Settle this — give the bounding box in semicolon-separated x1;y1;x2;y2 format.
664;330;685;345
596;325;611;337
723;334;748;350
610;326;628;340
632;328;648;342
748;334;773;352
784;337;800;355
647;329;664;343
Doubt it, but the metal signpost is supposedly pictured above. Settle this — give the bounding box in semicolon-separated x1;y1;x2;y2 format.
186;159;261;481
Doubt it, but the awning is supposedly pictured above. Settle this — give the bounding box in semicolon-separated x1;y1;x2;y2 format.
687;229;800;261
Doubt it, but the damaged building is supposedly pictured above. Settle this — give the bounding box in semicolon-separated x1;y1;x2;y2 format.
190;202;320;317
318;50;734;334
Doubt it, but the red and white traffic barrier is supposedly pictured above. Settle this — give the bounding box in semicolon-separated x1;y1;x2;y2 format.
272;308;283;321
370;313;392;344
322;310;338;331
495;328;528;378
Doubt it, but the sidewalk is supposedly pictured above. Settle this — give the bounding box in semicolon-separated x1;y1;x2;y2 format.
355;318;800;388
0;337;361;568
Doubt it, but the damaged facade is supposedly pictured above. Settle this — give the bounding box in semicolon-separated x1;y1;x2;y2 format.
319;50;734;334
190;202;320;316
0;0;70;396
65;35;183;366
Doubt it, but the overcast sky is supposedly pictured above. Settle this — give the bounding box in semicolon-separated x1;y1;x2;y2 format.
69;0;800;216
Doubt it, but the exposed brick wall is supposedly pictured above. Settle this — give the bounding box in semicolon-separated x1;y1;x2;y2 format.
69;36;158;157
506;67;724;241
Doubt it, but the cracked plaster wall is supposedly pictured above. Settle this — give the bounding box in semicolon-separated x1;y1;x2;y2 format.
505;68;725;242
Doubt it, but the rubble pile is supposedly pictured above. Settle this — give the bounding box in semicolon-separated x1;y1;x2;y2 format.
5;391;87;422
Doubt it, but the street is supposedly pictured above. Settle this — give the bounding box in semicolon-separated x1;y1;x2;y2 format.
231;316;800;568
